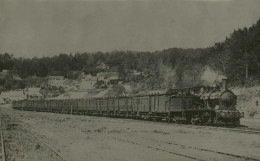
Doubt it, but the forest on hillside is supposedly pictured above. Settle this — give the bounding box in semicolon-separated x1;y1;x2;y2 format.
0;19;260;91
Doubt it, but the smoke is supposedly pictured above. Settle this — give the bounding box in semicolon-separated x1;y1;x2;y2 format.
158;60;176;88
201;67;226;86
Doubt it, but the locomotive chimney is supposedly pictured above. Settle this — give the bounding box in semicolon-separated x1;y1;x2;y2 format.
222;78;228;90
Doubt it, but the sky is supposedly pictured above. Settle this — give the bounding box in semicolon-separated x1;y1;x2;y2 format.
0;0;260;58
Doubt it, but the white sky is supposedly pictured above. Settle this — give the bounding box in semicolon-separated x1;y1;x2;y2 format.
0;0;260;57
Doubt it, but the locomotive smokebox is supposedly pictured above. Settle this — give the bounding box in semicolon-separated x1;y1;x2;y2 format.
222;78;228;90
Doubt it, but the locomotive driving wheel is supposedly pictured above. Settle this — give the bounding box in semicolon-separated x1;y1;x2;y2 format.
213;117;222;126
191;116;201;125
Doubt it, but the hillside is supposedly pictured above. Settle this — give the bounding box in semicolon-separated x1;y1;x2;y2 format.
1;19;260;92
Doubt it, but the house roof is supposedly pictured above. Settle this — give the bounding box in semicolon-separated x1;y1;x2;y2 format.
13;75;23;81
48;76;65;81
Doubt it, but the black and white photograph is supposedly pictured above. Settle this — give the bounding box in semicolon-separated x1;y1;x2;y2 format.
0;0;260;160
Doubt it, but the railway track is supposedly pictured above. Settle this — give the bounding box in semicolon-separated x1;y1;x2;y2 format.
54;110;260;135
19;124;68;161
162;140;259;161
2;107;260;161
174;124;260;135
0;117;6;161
13;108;260;136
111;136;204;161
0;112;67;161
112;135;260;161
118;117;260;135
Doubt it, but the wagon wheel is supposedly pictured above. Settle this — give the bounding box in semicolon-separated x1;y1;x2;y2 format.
167;117;172;123
213;117;220;126
191;117;196;125
205;118;213;126
191;116;202;125
235;120;240;126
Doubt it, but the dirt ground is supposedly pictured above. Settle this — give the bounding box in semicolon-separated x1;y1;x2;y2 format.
241;117;260;129
1;105;260;161
1;110;64;161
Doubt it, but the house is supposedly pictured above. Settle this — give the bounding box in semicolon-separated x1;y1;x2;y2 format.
109;75;119;85
79;80;96;90
132;70;142;76
48;76;64;80
96;72;120;87
13;75;23;81
47;76;66;87
96;63;109;70
0;70;23;81
252;93;260;113
0;70;9;79
95;80;107;88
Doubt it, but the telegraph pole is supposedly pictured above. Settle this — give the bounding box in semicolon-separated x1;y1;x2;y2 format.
245;48;248;79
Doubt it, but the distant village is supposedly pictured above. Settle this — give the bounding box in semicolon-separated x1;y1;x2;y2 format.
0;62;142;103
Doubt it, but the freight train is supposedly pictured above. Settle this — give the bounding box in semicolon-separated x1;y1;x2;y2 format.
12;79;243;126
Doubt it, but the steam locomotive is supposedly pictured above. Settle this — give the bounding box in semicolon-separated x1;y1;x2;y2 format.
12;79;243;126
